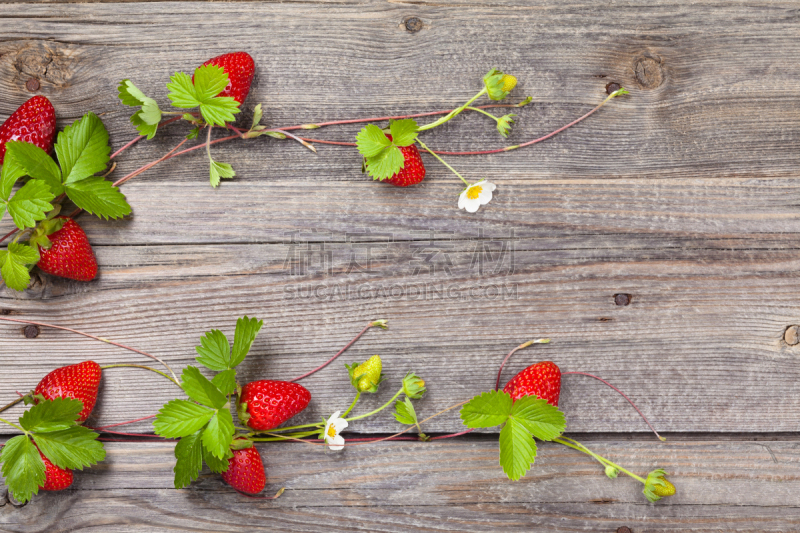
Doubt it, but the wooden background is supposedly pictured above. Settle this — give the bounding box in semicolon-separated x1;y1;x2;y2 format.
2;1;800;531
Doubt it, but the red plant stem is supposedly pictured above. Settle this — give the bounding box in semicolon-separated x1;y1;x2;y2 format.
90;429;167;438
0;316;177;382
562;371;664;441
495;339;549;391
111;137;189;188
289;320;385;382
91;414;157;430
109;116;182;160
430;428;474;440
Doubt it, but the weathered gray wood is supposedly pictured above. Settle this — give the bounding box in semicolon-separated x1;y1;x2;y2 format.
2;438;800;532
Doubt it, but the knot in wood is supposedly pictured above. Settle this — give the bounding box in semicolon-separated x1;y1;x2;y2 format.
404;17;424;33
784;325;800;346
23;325;40;339
13;41;76;88
614;293;632;306
633;55;663;89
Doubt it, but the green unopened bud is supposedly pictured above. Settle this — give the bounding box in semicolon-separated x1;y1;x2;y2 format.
370;319;388;329
402;372;426;399
643;468;676;502
483;68;511;101
604;465;620;479
346;355;383;393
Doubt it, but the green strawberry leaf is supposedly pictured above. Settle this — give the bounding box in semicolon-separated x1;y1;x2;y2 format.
118;79;162;140
356;124;391;158
510;396;565;441
202;408;235;460
0;435;45;504
173;429;204;489
212;369;237;396
186;126;201;140
496;114;516;138
365;144;404;181
5;141;62;194
388;119;418;147
7;179;55;229
154;399;215;438
33;425;105;470
0;242;40;291
199;98;240;128
209;160;235;188
181;366;227;410
55;112;111;185
230;315;263;369
167;71;201;109
460;390;513;428
498;416;538;481
192;65;229;101
203;443;232;473
251;103;264;131
0;151;26;201
65;176;131;220
195;329;231;371
19;397;83;433
393;397;418;426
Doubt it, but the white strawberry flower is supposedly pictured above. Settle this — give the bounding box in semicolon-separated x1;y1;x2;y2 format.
323;411;348;451
458;179;496;213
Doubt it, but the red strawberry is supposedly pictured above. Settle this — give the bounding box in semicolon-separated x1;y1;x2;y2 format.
237;380;311;431
35;361;102;423
503;361;561;406
197;52;255;105
36;218;98;282
0;96;56;164
39;451;73;491
221;446;266;495
385;135;426;187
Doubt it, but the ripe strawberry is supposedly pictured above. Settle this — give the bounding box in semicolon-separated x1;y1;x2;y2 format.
503;361;561;406
197;52;255;105
384;135;426;187
38;451;73;491
35;361;102;423
237;380;311;431
221;446;266;495
0;96;56;164
36;218;98;282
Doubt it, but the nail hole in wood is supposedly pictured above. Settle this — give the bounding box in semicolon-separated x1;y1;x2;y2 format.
598;317;613;322
617;528;632;533
23;325;39;339
404;17;423;33
0;309;11;315
25;78;39;92
614;293;632;306
784;325;800;346
605;82;621;95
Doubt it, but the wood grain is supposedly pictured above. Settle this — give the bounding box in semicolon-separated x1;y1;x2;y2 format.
2;438;800;532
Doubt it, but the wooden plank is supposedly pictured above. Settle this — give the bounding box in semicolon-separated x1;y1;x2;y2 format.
2;438;800;532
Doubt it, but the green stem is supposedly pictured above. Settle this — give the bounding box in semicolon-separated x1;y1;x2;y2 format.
415;139;470;186
346;389;403;422
0;417;25;433
0;396;25;415
418;88;487;131
341;392;361;418
250;430;319;442
554;436;646;484
100;364;181;388
466;106;500;122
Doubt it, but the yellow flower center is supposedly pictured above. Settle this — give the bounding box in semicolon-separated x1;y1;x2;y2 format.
327;424;337;438
466;185;482;200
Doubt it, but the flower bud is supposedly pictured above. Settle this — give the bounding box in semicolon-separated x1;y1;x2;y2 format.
402;372;427;399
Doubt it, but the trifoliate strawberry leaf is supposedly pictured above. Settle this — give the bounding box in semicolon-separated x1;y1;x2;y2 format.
202;408;235;460
55;112;111;185
19;397;83;433
65;176;131;220
118;79;162;140
33;425;105;470
181;366;227;410
498;416;538;481
173;429;204;489
496;114;516;138
167;72;201;109
0;151;26;201
393;397;418;426
0;435;45;504
203;443;232;473
230;315;263;369
209;160;235;188
154;399;215;438
199;98;240;128
460;390;513;428
0;242;40;291
5;141;62;195
212;369;237;396
365;144;404;181
389;119;418;147
510;396;565;441
356;125;391;158
192;65;229;101
7;179;55;229
195;329;231;371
